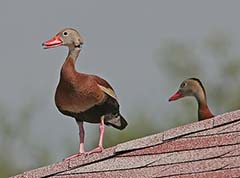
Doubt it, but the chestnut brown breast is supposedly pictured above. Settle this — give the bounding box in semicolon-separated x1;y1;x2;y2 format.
55;76;105;114
55;57;105;115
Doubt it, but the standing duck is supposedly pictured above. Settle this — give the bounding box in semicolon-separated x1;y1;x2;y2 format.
42;28;127;160
168;78;214;121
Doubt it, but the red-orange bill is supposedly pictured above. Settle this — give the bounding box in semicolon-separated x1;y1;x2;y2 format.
168;91;182;101
42;34;62;49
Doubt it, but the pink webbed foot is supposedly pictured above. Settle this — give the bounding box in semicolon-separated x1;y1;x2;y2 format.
86;146;104;155
63;152;86;161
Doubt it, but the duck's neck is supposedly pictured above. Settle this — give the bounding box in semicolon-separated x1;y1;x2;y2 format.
68;47;81;62
60;47;81;81
195;90;214;121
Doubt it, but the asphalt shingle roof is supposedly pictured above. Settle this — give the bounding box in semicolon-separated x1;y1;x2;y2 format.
12;110;240;177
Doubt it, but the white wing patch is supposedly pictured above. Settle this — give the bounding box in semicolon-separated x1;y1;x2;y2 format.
97;84;118;101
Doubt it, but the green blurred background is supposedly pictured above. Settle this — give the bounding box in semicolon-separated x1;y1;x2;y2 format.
1;1;240;177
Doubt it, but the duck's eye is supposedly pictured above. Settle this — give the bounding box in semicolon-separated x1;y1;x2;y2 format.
180;82;187;88
63;31;68;36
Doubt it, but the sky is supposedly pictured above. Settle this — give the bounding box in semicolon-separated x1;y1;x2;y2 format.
1;0;240;166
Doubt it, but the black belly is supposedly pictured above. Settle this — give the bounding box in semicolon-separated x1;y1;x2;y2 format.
59;96;119;124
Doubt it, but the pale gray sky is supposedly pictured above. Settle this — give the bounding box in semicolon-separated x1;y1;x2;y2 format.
1;0;240;166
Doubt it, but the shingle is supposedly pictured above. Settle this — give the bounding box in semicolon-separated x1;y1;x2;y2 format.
149;144;240;167
224;146;240;157
169;168;240;178
68;146;116;168
58;167;160;178
22;160;68;178
157;156;240;177
120;131;240;156
185;120;240;137
61;155;161;174
163;118;214;141
213;110;240;127
115;132;163;153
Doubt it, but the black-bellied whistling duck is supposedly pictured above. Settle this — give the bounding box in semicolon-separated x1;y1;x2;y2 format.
42;28;127;160
168;78;214;121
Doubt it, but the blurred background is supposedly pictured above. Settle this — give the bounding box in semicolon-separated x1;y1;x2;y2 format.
1;1;240;177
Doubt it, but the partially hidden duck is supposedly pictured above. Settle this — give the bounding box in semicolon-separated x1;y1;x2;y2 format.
169;78;214;121
42;28;127;160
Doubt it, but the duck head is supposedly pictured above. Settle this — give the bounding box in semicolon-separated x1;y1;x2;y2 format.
169;78;206;102
42;28;84;50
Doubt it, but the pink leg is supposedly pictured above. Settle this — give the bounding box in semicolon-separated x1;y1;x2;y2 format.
78;122;85;153
86;116;105;155
64;121;86;161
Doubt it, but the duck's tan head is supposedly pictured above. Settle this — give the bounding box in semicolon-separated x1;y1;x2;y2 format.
169;78;206;102
42;28;84;50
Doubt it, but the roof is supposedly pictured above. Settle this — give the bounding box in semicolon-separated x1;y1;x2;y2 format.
12;110;240;177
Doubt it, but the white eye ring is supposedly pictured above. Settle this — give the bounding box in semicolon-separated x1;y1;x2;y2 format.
63;31;68;36
180;82;187;88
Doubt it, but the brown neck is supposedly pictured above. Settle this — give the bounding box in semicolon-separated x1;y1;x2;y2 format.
195;91;214;121
60;48;81;81
198;103;214;121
